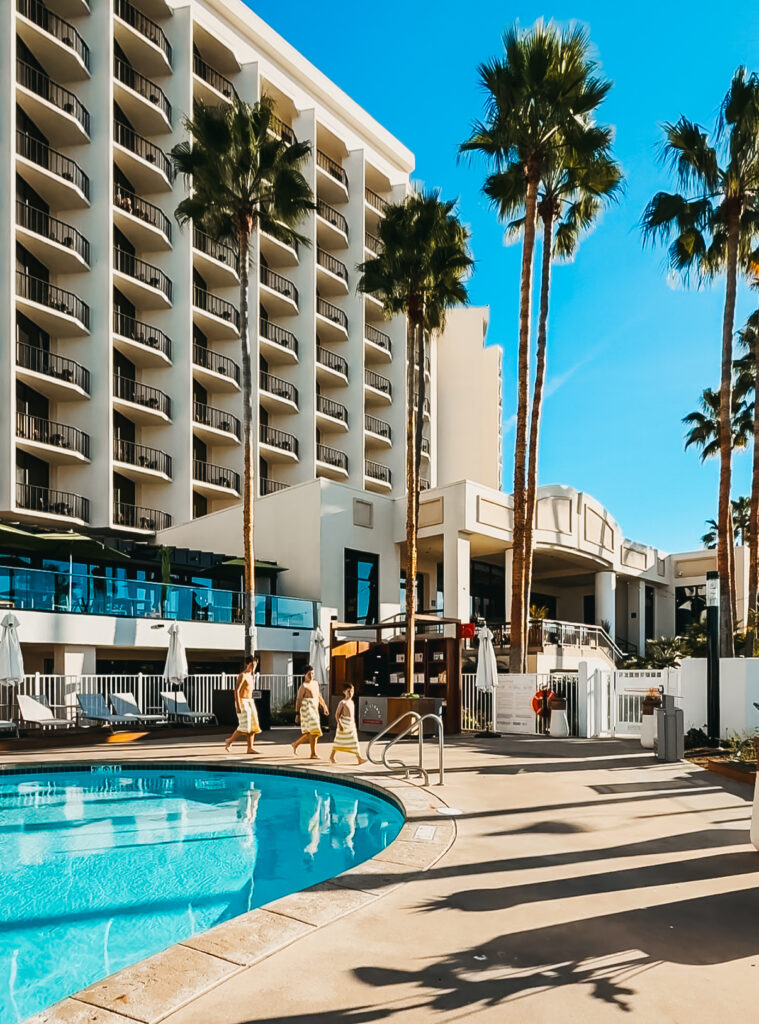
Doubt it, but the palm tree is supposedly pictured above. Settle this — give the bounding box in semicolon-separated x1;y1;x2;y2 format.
702;497;750;547
358;190;471;691
642;68;759;655
171;97;313;660
736;309;759;645
461;21;612;671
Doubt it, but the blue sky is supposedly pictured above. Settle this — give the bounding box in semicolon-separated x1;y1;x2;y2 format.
248;0;759;552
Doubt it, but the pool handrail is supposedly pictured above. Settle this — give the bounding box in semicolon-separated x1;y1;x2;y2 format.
366;710;444;786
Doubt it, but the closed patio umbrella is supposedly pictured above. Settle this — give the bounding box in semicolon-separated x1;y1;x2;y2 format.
0;613;24;723
309;626;329;692
475;622;501;738
163;622;188;688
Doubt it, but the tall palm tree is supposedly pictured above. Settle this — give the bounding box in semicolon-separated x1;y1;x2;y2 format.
171;97;313;660
358;190;471;691
736;308;759;645
642;68;759;655
461;21;612;671
702;497;751;547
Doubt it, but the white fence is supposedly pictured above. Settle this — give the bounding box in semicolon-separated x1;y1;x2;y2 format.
462;672;581;736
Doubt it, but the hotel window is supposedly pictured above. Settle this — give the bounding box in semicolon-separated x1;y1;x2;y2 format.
344;549;379;625
675;585;706;635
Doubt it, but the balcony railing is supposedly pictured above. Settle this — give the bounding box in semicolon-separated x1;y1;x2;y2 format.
317;346;348;377
317;247;348;283
114;57;171;124
420;478;431;491
16;201;90;265
16;341;90;393
365;414;391;440
317;199;348;236
193;285;240;329
113;310;172;361
365;187;388;213
114;247;172;302
260;478;290;495
193;228;239;273
16;59;90;136
260;424;298;455
193;53;235;99
17;0;90;71
16;131;90;200
317;443;348;471
114;0;171;66
114;121;174;182
114;502;172;532
261;371;298;405
260;317;298;355
193;459;240;492
113;374;171;418
17;412;90;458
16;483;89;522
193;344;240;386
316;150;348;188
16;271;90;329
114;438;172;478
421;436;431;455
316;297;348;331
316;394;348;424
260;266;298;305
364;231;382;254
365;368;392;396
269;113;295;144
365;323;391;352
365;459;391;484
113;184;171;241
194;402;241;439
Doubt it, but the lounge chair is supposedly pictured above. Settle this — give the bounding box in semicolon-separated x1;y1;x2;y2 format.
110;692;167;725
17;694;73;729
77;692;139;727
0;719;19;738
160;690;216;725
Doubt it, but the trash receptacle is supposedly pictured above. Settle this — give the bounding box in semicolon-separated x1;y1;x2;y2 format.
212;688;236;727
655;693;684;762
252;688;271;732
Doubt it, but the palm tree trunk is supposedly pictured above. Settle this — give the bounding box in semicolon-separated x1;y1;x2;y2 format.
404;312;420;691
748;339;759;654
509;169;540;673
414;327;427;548
728;505;737;632
238;227;255;661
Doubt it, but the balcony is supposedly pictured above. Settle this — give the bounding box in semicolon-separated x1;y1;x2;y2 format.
420;478;431;490
114;121;174;192
16;59;90;144
260;478;290;496
365;368;392;406
16;412;90;463
316;149;348;203
316;198;348;249
421;436;431;458
316;248;349;295
364;290;385;320
113;438;172;481
113;375;171;423
193;402;241;445
269;113;295;145
193;53;236;105
16;483;89;524
365;187;388;218
113;184;171;250
114;0;172;74
193;459;241;498
193;285;240;339
113;310;172;366
16;271;89;336
260;228;299;267
260;371;298;414
16;130;89;207
114;501;172;533
193;345;241;392
16;201;89;272
16;0;90;80
260;424;298;462
114;247;172;308
316;394;348;432
260;317;298;364
365;323;392;363
316;345;348;384
114;56;172;134
365;413;392;449
364;231;382;256
16;341;89;400
193;228;239;287
316;443;348;479
260;266;298;315
365;459;392;492
316;297;348;341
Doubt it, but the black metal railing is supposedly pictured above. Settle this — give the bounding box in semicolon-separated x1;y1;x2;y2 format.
17;201;90;264
194;402;241;439
114;57;172;125
269;113;295;144
421;436;431;455
317;346;348;377
260;424;298;455
365;414;391;440
17;0;90;71
193;285;240;329
260;478;290;495
17;59;90;135
316;394;348;424
114;0;171;66
113;184;172;241
16;271;90;329
316;297;348;331
193;459;240;492
114;121;174;182
114;248;172;302
261;371;298;405
193;344;240;385
16;131;90;200
364;231;382;254
365;323;391;352
317;199;348;236
17;412;90;458
16;341;90;393
365;459;391;484
260;317;298;355
317;247;348;283
317;443;347;471
114;502;171;532
17;482;89;522
193;53;235;98
365;368;392;395
114;438;172;478
113;374;171;417
193;228;239;273
260;266;298;305
420;478;431;490
113;311;172;361
365;187;388;213
316;150;348;188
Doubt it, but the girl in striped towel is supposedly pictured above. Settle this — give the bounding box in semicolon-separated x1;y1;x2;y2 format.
330;684;366;765
292;666;330;759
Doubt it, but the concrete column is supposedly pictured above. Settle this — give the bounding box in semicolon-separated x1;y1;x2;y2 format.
595;570;616;639
504;546;513;623
443;530;470;624
53;646;96;676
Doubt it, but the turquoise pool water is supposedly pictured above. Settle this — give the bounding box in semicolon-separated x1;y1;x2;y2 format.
0;766;403;1023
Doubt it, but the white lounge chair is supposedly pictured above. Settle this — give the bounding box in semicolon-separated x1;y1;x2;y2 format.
17;694;73;729
77;692;139;727
160;690;216;725
110;692;167;725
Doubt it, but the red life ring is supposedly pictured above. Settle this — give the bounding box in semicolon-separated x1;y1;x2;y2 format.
531;689;555;717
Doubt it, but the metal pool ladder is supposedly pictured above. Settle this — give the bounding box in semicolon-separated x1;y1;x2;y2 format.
366;711;445;786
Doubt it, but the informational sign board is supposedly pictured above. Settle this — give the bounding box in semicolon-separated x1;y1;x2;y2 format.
495;674;537;734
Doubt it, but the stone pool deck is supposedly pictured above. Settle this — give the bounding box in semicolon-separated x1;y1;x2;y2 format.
7;731;759;1023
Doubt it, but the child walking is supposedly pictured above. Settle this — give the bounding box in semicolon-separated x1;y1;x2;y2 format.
330;684;366;765
292;665;330;759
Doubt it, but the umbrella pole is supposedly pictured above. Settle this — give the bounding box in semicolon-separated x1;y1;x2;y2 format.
68;554;72;610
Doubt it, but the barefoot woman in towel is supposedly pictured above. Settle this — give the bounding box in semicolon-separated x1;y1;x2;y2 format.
225;656;261;754
292;665;329;759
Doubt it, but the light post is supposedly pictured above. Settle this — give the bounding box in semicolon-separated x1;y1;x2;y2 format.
705;570;720;745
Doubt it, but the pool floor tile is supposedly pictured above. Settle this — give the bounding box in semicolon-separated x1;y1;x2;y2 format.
262;881;377;926
182;908;314;966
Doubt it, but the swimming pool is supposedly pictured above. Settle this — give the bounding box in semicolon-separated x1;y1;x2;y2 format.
0;765;403;1023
